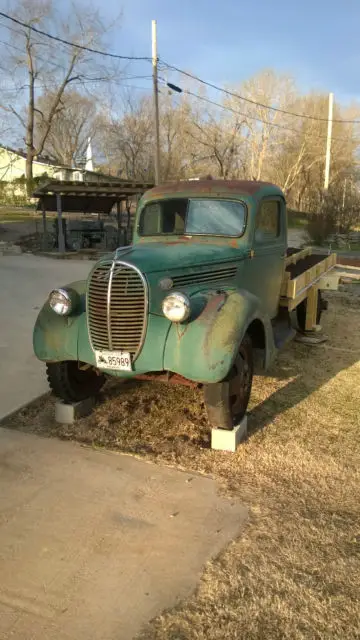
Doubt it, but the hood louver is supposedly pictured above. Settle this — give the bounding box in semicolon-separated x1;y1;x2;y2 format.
171;266;237;288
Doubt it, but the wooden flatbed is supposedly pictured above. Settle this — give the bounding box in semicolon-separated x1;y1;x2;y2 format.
280;247;338;331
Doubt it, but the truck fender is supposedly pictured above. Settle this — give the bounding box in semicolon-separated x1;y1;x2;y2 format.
163;288;275;384
33;280;87;363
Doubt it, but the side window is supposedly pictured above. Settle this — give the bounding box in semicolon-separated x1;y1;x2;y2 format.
255;200;281;244
141;202;162;235
139;199;187;235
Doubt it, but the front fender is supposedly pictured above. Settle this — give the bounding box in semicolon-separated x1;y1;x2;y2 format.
33;280;87;362
163;289;273;383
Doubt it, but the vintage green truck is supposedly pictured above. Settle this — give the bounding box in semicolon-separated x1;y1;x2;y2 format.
33;180;338;430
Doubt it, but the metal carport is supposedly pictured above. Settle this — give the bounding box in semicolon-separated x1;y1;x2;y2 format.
33;179;154;252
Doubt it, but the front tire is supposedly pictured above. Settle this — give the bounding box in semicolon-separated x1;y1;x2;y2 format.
204;333;253;430
46;361;105;403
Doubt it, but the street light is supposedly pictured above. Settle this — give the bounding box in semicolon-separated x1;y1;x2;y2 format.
167;82;183;93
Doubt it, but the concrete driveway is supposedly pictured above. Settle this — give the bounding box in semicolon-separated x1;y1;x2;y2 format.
0;428;246;640
0;254;92;420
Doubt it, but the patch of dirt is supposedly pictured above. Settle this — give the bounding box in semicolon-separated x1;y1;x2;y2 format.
3;291;360;640
338;256;360;268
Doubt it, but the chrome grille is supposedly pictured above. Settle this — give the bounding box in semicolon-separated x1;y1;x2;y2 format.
172;266;237;288
88;262;147;357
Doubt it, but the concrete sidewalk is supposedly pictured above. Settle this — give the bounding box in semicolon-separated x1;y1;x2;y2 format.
0;254;92;420
0;428;247;640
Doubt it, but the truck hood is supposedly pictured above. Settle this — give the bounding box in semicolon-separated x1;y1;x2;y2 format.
110;241;246;274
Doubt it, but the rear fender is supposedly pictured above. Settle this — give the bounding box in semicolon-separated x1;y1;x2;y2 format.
163;288;274;383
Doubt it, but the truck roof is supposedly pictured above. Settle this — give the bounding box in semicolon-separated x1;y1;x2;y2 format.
143;179;284;201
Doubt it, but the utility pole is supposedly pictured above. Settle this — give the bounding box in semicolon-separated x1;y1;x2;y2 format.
324;92;334;191
342;177;347;209
152;19;161;185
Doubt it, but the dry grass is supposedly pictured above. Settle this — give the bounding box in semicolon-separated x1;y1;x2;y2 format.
3;289;360;639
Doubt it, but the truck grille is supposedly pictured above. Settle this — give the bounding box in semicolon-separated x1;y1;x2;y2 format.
87;262;147;357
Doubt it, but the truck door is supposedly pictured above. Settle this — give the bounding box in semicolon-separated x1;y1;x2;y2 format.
246;197;286;319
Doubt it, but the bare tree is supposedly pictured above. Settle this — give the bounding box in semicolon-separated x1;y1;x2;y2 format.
225;70;297;181
98;94;154;180
159;92;203;180
187;99;245;179
93;67;360;209
35;90;98;166
0;0;119;192
275;95;360;210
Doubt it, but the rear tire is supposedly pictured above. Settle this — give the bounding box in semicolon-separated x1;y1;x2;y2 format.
46;361;105;403
204;333;253;430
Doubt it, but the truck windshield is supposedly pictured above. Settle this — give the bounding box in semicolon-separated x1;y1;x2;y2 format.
139;198;246;237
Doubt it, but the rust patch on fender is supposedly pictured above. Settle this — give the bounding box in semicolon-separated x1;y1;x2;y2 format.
202;292;243;360
175;322;190;341
197;292;227;326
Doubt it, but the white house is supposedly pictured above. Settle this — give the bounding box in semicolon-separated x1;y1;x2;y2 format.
0;139;108;183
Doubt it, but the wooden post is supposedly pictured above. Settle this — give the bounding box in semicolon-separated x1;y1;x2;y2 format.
56;193;65;253
305;285;318;332
126;198;131;246
41;198;47;251
116;200;121;247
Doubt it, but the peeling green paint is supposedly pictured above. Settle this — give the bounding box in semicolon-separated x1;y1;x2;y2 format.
33;181;286;384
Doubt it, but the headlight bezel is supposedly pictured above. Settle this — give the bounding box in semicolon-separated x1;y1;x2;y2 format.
162;291;191;323
48;288;73;316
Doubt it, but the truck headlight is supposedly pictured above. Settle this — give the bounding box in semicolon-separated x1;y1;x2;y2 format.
48;288;73;316
162;292;190;323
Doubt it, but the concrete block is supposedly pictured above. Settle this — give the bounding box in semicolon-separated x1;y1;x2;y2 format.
211;415;248;452
55;397;95;424
295;332;327;345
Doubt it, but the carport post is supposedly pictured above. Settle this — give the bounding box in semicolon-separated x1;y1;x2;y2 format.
56;194;66;253
116;200;122;246
41;198;47;250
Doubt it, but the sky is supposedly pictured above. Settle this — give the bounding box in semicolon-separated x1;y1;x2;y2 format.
89;0;360;105
0;0;359;141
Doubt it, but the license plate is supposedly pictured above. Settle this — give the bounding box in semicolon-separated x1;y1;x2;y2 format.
95;350;132;371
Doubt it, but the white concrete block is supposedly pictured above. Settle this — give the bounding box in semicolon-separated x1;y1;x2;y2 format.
211;415;248;452
55;397;95;424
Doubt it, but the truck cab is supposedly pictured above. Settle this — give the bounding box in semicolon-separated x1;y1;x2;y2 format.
33;180;330;430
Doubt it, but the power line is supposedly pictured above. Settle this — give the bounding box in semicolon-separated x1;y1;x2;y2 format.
166;84;356;143
160;59;360;126
0;36;71;70
2;10;358;126
0;80;152;95
0;11;151;61
0;37;152;89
